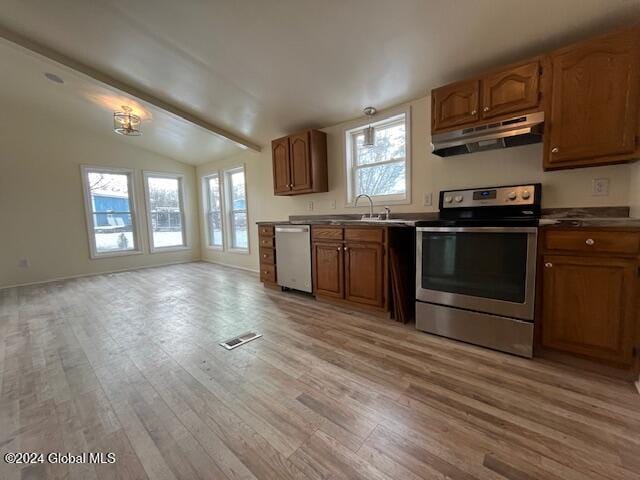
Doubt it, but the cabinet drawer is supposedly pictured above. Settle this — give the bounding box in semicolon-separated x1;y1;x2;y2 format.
260;263;276;283
344;227;384;243
545;230;640;255
259;225;274;237
312;226;343;241
259;247;275;265
259;236;275;248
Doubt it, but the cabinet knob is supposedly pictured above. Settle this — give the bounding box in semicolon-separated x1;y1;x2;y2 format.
263;271;268;274
483;106;490;112
288;183;293;188
344;247;349;251
336;247;341;251
471;110;477;115
544;262;553;268
585;238;595;246
551;147;559;153
263;254;267;258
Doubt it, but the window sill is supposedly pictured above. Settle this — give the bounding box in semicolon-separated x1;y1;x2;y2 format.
149;245;191;254
227;247;250;255
345;197;411;208
90;249;144;260
205;245;224;251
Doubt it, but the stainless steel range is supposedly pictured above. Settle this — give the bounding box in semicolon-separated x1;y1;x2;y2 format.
415;184;541;358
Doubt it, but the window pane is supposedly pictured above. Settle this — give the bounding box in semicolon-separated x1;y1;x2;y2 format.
354;118;405;166
147;176;185;248
230;171;246;210
231;212;248;249
88;172;131;213
208;211;223;247
356;161;406;197
208;176;222;211
93;213;135;253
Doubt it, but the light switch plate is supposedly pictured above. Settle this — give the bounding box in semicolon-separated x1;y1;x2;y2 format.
329;200;336;209
592;178;609;196
307;201;314;211
424;192;433;206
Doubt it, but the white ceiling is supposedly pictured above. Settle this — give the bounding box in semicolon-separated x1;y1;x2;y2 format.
1;0;639;164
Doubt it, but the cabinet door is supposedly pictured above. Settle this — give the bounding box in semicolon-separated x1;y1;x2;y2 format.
272;137;291;195
546;28;640;167
481;61;540;119
313;242;344;298
541;255;636;366
432;79;480;131
289;131;313;192
344;242;384;307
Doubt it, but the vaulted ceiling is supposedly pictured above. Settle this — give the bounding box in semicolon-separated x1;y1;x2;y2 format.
2;0;639;164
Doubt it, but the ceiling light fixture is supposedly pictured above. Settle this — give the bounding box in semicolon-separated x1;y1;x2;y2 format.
362;107;377;148
113;106;142;136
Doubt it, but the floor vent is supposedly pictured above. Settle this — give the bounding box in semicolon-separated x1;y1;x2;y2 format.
220;332;262;350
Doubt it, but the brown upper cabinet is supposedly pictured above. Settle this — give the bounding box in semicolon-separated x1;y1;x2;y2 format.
544;26;640;169
431;59;542;133
481;61;541;119
271;129;328;196
432;79;480;131
430;23;640;170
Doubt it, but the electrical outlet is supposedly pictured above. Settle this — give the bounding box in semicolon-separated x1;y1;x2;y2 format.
307;201;314;211
592;178;610;196
18;258;30;269
424;192;433;206
329;200;336;210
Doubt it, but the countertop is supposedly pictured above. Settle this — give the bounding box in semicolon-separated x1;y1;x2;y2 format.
257;207;640;229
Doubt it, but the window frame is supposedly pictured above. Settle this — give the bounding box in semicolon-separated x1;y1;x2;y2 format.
202;172;225;250
81;165;143;259
223;165;250;254
344;105;411;206
142;171;189;253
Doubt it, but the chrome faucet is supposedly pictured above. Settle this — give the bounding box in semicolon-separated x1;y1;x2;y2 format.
354;194;376;220
383;206;391;220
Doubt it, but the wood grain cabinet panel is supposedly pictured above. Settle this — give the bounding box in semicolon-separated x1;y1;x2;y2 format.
541;255;637;366
289;132;313;192
344;242;384;307
432;79;480;132
545;230;640;256
545;27;640;169
272;137;291;194
481;61;540;119
260;263;276;283
271;130;327;196
313;242;344;298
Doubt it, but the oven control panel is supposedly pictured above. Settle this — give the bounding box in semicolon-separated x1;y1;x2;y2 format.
440;184;539;209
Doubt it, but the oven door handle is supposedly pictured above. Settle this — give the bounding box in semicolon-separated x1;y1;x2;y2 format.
417;226;538;233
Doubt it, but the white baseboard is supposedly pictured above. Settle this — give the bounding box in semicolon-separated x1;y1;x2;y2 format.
200;258;259;274
0;259;200;290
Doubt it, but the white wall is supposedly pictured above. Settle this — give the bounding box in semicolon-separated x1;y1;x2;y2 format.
198;95;634;271
0;103;200;288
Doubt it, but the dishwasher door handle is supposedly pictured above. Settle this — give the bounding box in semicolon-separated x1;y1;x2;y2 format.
275;226;309;233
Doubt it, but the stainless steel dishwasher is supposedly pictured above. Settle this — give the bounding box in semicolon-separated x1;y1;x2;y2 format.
275;225;312;293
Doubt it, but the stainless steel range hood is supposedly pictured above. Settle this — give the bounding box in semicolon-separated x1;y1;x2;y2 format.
432;112;544;157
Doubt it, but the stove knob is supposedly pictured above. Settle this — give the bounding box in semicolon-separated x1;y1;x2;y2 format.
444;195;453;203
454;195;464;203
521;190;531;200
507;191;517;201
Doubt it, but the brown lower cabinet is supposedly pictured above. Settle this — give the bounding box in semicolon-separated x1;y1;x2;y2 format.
540;228;639;368
312;226;387;312
258;224;277;286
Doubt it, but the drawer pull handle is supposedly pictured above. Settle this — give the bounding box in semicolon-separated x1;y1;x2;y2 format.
545;262;553;268
551;147;559;153
483;106;490;112
471;110;477;115
585;238;595;246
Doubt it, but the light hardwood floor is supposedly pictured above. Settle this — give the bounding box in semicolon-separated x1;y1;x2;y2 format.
1;262;639;480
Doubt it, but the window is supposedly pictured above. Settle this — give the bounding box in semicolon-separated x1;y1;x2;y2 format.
81;166;141;258
345;108;410;205
143;172;187;252
203;173;223;249
224;166;249;252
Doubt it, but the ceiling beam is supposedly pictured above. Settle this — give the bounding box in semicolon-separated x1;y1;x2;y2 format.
0;24;262;153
